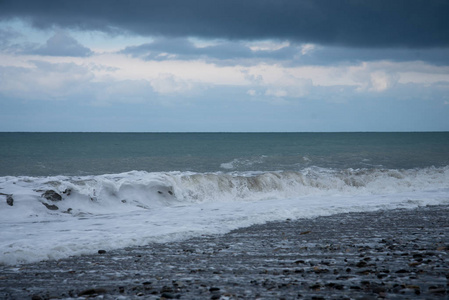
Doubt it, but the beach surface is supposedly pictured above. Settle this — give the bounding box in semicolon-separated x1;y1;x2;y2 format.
1;205;448;299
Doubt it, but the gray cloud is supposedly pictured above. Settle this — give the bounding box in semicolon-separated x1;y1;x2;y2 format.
121;38;449;66
0;60;155;103
33;32;92;57
120;38;295;63
0;26;26;53
0;27;19;47
1;0;448;48
295;46;449;66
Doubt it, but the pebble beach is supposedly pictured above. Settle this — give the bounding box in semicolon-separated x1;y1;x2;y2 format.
1;205;448;299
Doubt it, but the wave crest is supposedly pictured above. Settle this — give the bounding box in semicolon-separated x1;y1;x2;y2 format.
1;166;448;218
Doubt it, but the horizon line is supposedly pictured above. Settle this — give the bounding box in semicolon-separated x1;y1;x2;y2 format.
1;130;448;134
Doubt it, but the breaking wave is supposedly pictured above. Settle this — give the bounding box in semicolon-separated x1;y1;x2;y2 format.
1;166;448;218
1;166;449;266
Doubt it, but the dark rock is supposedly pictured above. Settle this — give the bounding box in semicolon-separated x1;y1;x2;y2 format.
42;202;59;210
173;281;185;288
209;287;220;292
356;261;368;268
429;286;446;294
372;286;386;294
356;269;372;275
42;190;62;202
62;188;72;196
161;292;175;299
211;293;221;299
6;194;14;206
161;286;174;293
78;288;107;296
98;250;107;254
313;267;329;274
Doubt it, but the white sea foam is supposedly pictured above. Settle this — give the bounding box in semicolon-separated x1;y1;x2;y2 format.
1;166;448;265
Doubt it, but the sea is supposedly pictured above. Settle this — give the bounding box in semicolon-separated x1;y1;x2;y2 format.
1;132;448;265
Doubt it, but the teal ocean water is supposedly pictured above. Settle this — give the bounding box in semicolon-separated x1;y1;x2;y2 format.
1;132;448;176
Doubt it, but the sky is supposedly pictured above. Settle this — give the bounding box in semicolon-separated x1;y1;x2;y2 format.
0;0;448;132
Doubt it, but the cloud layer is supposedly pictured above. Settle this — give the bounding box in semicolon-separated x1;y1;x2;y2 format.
1;0;448;132
1;0;448;48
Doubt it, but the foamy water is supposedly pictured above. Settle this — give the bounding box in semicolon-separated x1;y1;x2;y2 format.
1;166;448;265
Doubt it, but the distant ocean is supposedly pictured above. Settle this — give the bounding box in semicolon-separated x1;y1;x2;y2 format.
1;132;449;265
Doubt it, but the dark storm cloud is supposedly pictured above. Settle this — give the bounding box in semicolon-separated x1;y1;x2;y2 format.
1;0;448;48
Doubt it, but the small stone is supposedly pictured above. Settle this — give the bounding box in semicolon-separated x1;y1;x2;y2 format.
429;286;446;294
173;281;184;288
356;261;367;268
313;267;329;274
209;287;220;292
211;293;221;300
356;269;372;275
372;286;386;294
161;286;173;293
406;285;420;291
78;288;107;296
161;292;175;299
98;250;107;254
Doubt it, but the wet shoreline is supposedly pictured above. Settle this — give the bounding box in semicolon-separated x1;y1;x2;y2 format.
1;205;449;299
